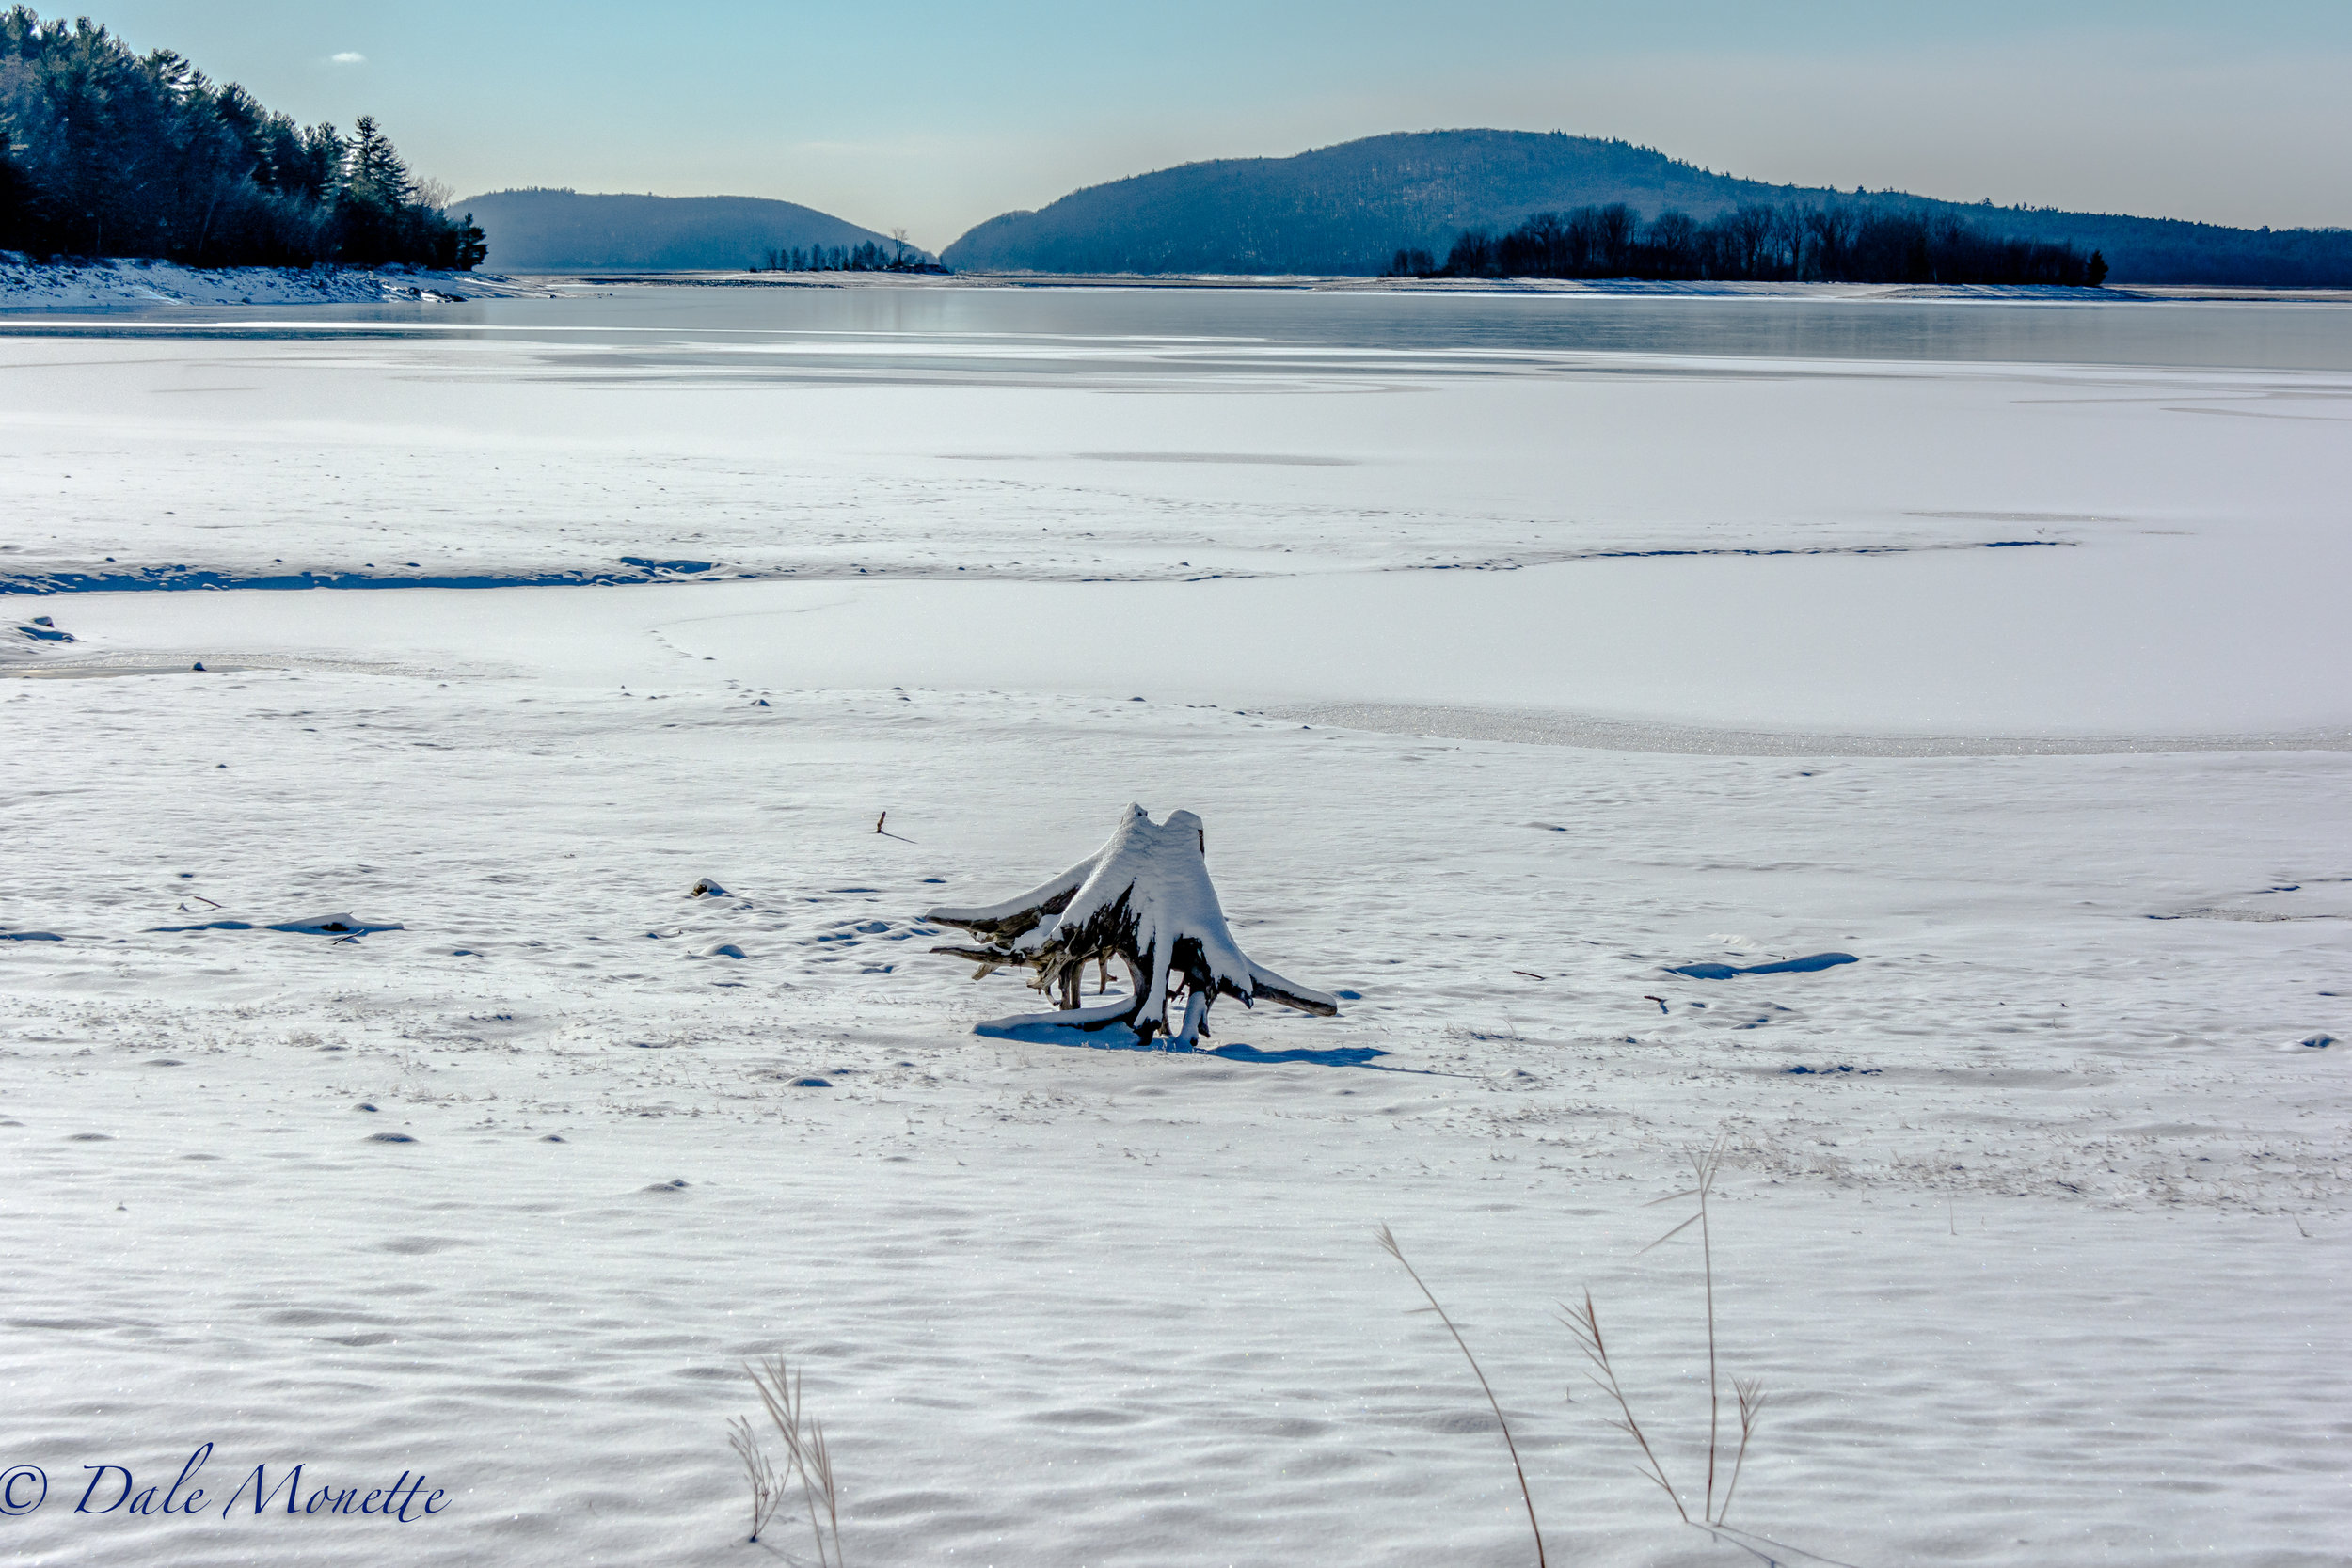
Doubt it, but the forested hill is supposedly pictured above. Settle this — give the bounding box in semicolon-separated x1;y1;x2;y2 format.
942;130;2352;285
456;189;924;271
0;10;481;269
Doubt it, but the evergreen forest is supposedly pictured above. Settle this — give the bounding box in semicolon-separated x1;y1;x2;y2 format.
0;9;485;269
1395;202;2106;286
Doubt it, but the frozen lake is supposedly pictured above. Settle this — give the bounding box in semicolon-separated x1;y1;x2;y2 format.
8;279;2348;737
38;549;2352;740
3;282;2346;1567
15;277;2352;372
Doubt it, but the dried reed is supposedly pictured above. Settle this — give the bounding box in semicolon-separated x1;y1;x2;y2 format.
1586;1136;1764;1530
1640;1138;1728;1518
726;1413;784;1543
745;1354;845;1566
1720;1376;1767;1526
1376;1223;1546;1568
1559;1288;1685;1522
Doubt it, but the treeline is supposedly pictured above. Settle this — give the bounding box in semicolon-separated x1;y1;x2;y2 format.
1396;201;2107;287
754;239;942;273
0;9;485;268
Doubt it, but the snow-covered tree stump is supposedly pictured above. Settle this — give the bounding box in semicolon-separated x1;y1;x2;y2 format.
926;805;1339;1048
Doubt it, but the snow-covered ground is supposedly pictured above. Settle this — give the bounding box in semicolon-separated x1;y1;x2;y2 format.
2;285;2346;1566
0;259;546;310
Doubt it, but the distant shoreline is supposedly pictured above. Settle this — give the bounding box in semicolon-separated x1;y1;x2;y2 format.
6;261;2347;310
524;269;2352;304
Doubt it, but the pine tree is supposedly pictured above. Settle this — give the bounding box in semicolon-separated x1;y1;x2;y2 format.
0;131;31;246
343;115;413;207
453;212;487;270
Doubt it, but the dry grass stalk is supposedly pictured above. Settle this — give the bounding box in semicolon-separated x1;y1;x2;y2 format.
727;1414;785;1543
1559;1289;1685;1522
1624;1137;1764;1529
1719;1376;1767;1526
746;1354;845;1566
1375;1224;1547;1568
1639;1138;1727;1518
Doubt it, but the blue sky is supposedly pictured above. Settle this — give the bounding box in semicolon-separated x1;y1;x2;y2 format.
92;2;2352;247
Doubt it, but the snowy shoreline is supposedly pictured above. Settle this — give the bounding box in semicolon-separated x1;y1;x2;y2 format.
11;261;2346;306
538;268;2352;303
0;257;549;309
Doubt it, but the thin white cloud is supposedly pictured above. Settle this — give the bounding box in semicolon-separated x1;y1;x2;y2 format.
330;51;366;65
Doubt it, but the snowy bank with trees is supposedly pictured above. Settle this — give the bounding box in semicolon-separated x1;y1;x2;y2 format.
0;9;484;270
0;255;539;308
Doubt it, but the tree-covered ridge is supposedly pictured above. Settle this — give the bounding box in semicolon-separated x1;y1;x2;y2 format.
0;9;484;268
453;189;929;273
1412;202;2107;287
944;130;2352;285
